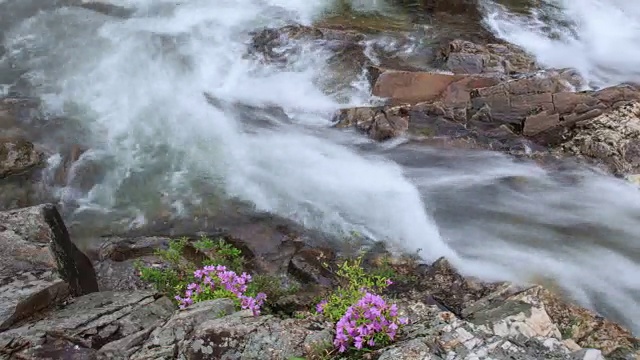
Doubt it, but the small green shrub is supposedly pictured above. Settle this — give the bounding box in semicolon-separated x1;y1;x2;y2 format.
197;237;245;273
136;236;294;311
318;255;391;322
134;237;193;300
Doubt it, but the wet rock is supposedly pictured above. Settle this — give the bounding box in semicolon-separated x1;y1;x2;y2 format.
436;39;539;76
333;105;410;141
342;64;640;176
248;24;366;69
333;100;544;154
288;248;335;287
52;144;87;187
369;66;500;105
0;204;98;331
94;236;170;262
469;69;583;127
248;24;368;97
421;0;482;17
1;290;174;358
67;0;134;17
89;207;339;300
0;137;43;179
0;97;40;131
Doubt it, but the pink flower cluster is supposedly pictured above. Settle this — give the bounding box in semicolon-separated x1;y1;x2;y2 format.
174;265;267;316
332;293;408;353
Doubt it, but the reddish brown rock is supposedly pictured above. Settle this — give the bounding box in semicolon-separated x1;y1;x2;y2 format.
336;62;640;176
370;67;499;105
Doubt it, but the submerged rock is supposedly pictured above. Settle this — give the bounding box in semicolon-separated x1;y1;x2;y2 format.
248;24;366;70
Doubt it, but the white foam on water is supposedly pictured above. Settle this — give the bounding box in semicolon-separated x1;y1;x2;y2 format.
483;0;640;88
1;0;454;260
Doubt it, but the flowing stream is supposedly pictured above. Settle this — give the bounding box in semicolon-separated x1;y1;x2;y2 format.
1;0;640;333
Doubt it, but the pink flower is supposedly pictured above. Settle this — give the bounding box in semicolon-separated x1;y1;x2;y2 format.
332;291;407;353
316;300;328;314
176;265;267;316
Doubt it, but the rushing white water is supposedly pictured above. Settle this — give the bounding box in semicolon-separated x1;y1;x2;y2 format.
483;0;640;88
1;0;454;258
1;0;640;333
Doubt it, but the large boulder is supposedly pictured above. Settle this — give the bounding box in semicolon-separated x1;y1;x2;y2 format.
0;204;98;331
247;24;369;98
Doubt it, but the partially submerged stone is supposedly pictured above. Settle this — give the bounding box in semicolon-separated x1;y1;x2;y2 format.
0;204;98;331
0;97;40;131
0;137;43;179
436;39;539;76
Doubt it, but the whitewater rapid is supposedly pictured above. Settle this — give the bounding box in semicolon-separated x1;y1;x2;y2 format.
1;0;640;333
483;0;640;88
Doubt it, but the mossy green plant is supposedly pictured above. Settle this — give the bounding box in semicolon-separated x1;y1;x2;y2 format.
317;255;392;322
135;236;298;310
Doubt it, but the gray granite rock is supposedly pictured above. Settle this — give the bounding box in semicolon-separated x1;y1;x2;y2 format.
0;204;98;331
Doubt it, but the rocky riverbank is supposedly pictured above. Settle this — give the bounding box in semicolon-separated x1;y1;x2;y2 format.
1;204;639;359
